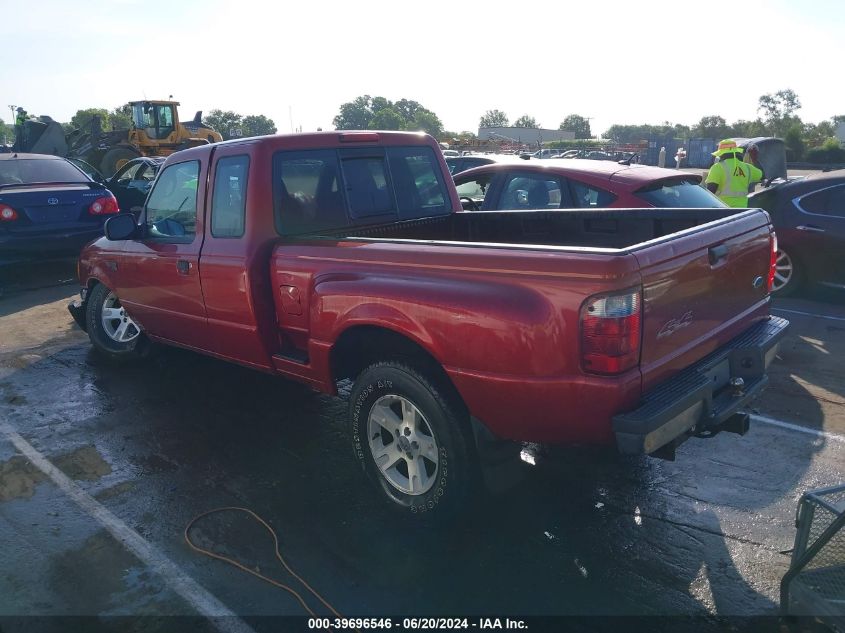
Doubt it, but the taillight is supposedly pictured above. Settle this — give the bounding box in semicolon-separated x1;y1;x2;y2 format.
0;205;18;221
580;288;642;375
767;233;778;293
88;194;119;215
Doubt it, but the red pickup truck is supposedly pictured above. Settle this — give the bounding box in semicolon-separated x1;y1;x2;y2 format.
69;131;788;518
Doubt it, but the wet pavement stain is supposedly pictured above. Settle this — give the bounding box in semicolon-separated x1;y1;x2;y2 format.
53;445;112;481
0;455;45;501
93;481;136;501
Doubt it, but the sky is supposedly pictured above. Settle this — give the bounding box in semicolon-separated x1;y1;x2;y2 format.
2;0;844;137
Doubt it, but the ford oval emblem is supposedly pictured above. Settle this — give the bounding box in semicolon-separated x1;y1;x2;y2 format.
752;276;764;289
47;197;59;205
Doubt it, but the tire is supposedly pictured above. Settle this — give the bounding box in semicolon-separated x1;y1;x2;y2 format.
348;361;475;518
100;147;139;178
771;248;803;297
85;283;145;361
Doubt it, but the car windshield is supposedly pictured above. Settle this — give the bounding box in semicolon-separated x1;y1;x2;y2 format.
635;179;726;208
0;159;88;186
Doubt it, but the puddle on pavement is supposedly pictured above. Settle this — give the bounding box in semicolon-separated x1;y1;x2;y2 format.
94;481;135;501
0;455;46;501
54;445;112;481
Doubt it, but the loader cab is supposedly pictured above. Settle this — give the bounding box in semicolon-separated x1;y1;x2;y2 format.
131;101;177;141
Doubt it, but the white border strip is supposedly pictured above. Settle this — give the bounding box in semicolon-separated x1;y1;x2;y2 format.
0;424;256;633
772;308;845;322
751;414;845;443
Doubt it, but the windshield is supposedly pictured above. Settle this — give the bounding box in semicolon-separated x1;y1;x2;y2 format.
0;158;89;185
635;179;726;208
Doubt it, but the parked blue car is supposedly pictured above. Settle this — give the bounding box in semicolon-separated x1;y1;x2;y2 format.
0;153;119;259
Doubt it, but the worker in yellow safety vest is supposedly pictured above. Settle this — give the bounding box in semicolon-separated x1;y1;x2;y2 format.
705;139;764;207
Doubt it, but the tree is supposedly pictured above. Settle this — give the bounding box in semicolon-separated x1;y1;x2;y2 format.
411;110;444;137
206;109;243;140
479;109;509;128
692;115;731;140
368;108;405;131
730;119;767;138
559;114;591;139
241;114;277;137
71;108;110;132
333;96;443;135
0;118;13;145
833;115;845;125
757;89;802;137
783;122;805;161
513;115;538;128
803;121;835;147
333;95;375;130
109;104;132;131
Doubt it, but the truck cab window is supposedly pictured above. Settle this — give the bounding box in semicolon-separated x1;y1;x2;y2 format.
341;156;394;218
145;160;199;239
211;156;249;237
276;150;348;235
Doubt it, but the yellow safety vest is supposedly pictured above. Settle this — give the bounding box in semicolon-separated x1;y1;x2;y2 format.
712;157;756;208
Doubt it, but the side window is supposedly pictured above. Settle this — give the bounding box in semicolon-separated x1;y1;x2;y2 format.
569;180;617;208
275;150;347;235
446;159;462;175
386;146;448;218
498;173;563;210
145;160;199;239
801;185;845;218
455;174;493;202
115;162;142;185
341;156;394;218
211;156;249;237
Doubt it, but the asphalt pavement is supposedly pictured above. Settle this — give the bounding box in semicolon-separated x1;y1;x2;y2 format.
0;259;843;631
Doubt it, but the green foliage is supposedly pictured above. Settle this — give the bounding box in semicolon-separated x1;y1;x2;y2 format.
109;105;132;130
559;114;591;139
757;89;802;137
783;122;805;161
822;137;842;150
206;110;243;140
805;146;845;164
368;108;405;131
513;115;538;128
730;119;768;138
333;96;443;136
0;118;13;144
479;109;509;128
241;114;277;137
71;108;110;132
603;123;677;143
692;115;731;140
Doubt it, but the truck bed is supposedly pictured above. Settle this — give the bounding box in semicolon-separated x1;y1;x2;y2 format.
327;207;747;251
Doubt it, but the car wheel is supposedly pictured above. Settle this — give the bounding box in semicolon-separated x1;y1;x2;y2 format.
348;361;475;519
85;283;145;360
772;248;803;296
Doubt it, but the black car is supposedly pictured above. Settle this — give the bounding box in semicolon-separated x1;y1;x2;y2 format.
0;153;119;259
749;170;845;295
71;156;165;213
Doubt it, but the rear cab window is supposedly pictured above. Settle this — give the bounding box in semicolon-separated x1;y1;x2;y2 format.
274;145;450;236
635;179;726;208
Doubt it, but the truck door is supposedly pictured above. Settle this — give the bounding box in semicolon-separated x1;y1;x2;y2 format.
118;158;209;349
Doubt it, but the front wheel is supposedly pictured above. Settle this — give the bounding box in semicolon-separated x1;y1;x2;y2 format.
85;283;145;360
348;362;475;518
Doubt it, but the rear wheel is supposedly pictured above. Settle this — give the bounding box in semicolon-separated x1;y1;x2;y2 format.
348;362;475;519
86;283;145;360
100;147;140;178
772;248;803;296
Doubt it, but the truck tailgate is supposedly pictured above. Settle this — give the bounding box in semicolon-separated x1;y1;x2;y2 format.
634;209;774;391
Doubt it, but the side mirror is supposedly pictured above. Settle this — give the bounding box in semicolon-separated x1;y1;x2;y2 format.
104;213;138;241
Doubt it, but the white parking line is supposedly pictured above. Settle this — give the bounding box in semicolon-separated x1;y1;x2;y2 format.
772;308;845;322
751;414;845;443
0;423;257;633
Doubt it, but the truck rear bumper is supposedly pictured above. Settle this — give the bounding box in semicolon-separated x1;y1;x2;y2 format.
613;316;789;456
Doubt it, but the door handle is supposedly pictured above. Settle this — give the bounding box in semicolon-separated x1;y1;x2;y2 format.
796;225;826;233
176;259;191;275
708;244;728;265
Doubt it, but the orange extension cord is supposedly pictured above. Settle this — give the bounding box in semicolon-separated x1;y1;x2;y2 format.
184;506;346;619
